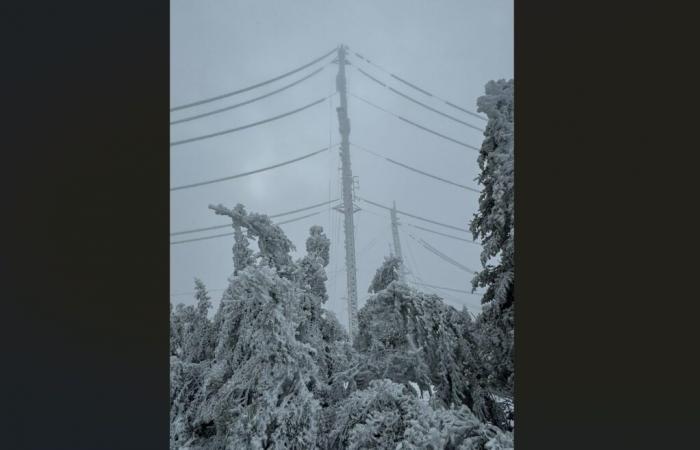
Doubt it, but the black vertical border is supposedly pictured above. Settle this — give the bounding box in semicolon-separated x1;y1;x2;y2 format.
2;2;170;449
516;1;699;448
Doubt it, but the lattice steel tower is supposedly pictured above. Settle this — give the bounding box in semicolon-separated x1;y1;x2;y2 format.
334;45;359;339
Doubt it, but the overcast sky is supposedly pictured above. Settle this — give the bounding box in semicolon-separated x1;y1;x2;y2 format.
170;0;513;328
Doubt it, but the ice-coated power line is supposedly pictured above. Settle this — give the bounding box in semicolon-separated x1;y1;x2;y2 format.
170;145;336;191
359;197;469;234
171;66;328;125
170;211;321;245
354;67;484;132
407;232;476;274
403;223;478;245
351;49;487;121
170;198;340;236
349;93;479;151
411;281;484;297
171;95;333;147
352;143;479;193
171;46;337;111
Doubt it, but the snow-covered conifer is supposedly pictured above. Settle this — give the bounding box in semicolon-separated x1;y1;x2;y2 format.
367;256;402;294
470;79;515;399
470;79;515;308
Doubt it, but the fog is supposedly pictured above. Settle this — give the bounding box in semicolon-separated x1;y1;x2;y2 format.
170;0;513;329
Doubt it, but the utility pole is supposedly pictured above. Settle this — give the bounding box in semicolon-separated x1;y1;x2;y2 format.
390;200;407;281
334;44;359;339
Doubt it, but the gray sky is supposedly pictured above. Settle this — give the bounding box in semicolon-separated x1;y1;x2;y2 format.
170;0;513;328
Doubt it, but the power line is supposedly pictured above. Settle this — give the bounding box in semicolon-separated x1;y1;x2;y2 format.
170;145;336;191
354;67;484;132
171;95;333;147
170;66;328;125
403;223;478;245
350;93;479;151
171;46;337;111
275;211;322;225
359;197;469;234
411;281;484;297
170;211;321;245
352;143;479;193
406;232;476;274
170;199;340;236
351;50;487;122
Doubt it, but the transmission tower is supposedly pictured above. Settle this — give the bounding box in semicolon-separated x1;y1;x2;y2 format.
390;200;408;281
333;44;360;340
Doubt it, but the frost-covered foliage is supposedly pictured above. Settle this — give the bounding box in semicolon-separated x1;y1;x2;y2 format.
470;79;515;399
170;279;213;363
368;256;402;294
470;79;514;308
355;280;506;428
232;222;254;275
306;225;330;266
171;203;513;449
210;202;296;277
473;302;515;398
329;379;512;450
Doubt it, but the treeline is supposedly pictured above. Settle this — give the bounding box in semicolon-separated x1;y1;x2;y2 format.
169;79;515;450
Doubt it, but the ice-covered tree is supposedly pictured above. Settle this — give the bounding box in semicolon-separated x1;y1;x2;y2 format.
329;379;512;450
232;223;254;275
470;79;515;308
196;266;321;449
210;203;295;277
171;206;326;449
355;276;505;427
368;255;402;294
469;79;515;398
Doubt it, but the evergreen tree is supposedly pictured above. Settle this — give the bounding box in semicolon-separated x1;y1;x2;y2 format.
470;79;515;399
232;223;254;275
356;273;505;428
368;256;402;294
329;379;512;450
470;79;515;308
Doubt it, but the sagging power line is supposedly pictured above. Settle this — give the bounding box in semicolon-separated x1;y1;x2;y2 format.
171;95;334;147
171;46;337;111
170;198;340;236
352;143;479;193
354;67;484;132
359;197;469;234
403;223;478;245
171;66;329;125
411;281;483;297
350;49;487;121
350;93;479;151
171;211;321;245
170;145;337;192
407;232;476;274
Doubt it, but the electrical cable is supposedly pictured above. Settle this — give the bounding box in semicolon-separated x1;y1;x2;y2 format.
170;211;321;245
171;95;332;148
170;199;339;236
171;46;337;111
170;145;336;191
349;93;479;151
351;143;479;193
354;67;484;132
170;66;328;125
358;197;469;234
351;49;487;121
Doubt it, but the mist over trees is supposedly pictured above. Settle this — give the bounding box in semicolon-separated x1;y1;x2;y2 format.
170;80;515;449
